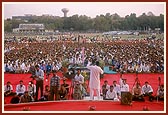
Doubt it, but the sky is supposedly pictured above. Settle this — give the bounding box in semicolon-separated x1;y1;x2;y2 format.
3;2;165;19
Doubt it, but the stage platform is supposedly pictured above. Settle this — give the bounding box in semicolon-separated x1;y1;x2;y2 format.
4;99;164;111
3;72;165;112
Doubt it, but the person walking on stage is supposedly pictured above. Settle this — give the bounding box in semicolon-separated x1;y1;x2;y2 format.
87;60;104;100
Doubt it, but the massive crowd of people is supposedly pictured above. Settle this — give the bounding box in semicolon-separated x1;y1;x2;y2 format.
4;34;164;104
4;34;164;74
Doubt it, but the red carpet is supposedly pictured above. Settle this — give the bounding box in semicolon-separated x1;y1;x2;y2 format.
4;100;164;111
4;73;164;111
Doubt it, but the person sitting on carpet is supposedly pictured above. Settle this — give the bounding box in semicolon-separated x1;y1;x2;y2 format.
39;85;51;101
142;81;154;102
120;79;129;92
132;83;145;101
4;81;14;97
112;80;121;96
156;84;164;101
27;81;36;97
105;85;119;101
20;91;34;103
61;79;70;94
58;85;68;100
102;80;110;100
16;80;26;96
10;92;20;104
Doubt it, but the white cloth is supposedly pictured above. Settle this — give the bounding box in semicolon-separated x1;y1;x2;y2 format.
4;85;13;92
106;84;110;90
106;90;118;99
113;84;121;95
21;62;26;71
16;84;26;95
35;69;44;80
87;64;104;89
74;74;85;91
142;84;153;94
27;84;36;95
120;84;129;92
74;74;84;84
90;88;100;100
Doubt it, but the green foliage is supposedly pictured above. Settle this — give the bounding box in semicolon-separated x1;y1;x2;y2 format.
4;20;12;32
4;13;164;32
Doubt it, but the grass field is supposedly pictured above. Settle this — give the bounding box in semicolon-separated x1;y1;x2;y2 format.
4;32;164;41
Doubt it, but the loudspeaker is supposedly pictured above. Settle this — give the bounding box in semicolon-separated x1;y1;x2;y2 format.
121;92;132;105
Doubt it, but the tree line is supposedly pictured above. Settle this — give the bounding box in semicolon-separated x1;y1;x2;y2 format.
4;12;164;32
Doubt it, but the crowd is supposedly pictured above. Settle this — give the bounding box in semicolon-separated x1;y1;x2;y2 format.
4;70;71;104
4;34;164;104
4;35;164;74
101;75;164;102
4;71;164;104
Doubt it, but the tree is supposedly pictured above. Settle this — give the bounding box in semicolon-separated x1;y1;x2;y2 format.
4;12;164;32
4;20;12;32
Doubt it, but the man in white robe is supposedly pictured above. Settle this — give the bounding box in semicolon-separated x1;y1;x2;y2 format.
87;61;104;100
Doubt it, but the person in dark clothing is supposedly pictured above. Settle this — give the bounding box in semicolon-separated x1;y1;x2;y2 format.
46;63;52;79
20;91;34;103
10;93;20;104
58;85;68;100
61;79;70;93
50;70;60;101
102;80;110;100
156;84;164;101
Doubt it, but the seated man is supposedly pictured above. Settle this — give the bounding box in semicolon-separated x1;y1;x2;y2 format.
120;79;129;92
27;81;36;97
105;85;119;101
156;84;164;101
102;80;110;99
4;81;14;97
16;80;26;96
39;85;51;101
112;80;121;96
142;81;154;102
20;91;34;103
132;83;145;101
61;79;70;94
58;85;68;100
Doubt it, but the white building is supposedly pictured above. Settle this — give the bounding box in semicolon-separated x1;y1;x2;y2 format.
13;24;45;33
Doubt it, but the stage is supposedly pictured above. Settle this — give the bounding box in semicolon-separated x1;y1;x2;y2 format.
4;100;164;111
3;72;165;112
